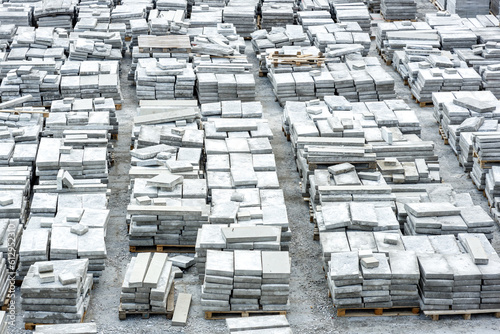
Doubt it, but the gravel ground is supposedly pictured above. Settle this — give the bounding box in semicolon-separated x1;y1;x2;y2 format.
9;0;500;332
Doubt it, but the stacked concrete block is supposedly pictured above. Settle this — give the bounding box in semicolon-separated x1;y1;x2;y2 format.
190;6;223;29
68;33;123;61
404;202;495;240
120;253;174;313
330;2;371;33
202;250;290;311
380;0;416;21
60;60;122;104
447;0;489;17
226;315;292;333
148;9;188;36
33;0;78;29
480;63;500;98
251;26;309;53
135;58;195;100
0;4;33;27
195;225;285;277
46;97;118;137
111;2;149;39
377;158;440;184
35;138;109;182
471;133;500;191
223;3;257;38
21;259;93;325
260;2;295;31
307;23;371;55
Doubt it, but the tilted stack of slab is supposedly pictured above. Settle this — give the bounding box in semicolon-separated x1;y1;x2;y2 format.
68;31;124;61
120;253;174;313
202;250;291;312
0;4;33;27
307;22;371;55
148;9;188;36
195;225;286;278
110;2;149;40
470;133;500;192
251;26;310;53
21;259;93;325
480;63;500;98
297;10;334;28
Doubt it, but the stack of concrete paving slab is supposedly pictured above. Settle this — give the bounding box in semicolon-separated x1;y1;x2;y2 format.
0;65;58;107
480;63;500;98
330;2;371;33
120;252;175;313
404;202;495;240
251;26;310;54
34;323;98;333
202;250;291;311
35;137;110;182
68;33;123;61
446;0;489;17
299;0;330;10
223;1;258;38
380;0;416;21
307;22;370;55
157;0;188;11
21;259;93;325
297;10;334;28
411;68;481;104
226;315;292;333
46;97;118;137
195;225;287;278
189;6;223;29
34;0;78;29
260;2;295;31
0;4;33;27
148;9;187;36
60;60;122;104
486;166;500;221
110;2;149;39
470;133;500;191
375;21;435;63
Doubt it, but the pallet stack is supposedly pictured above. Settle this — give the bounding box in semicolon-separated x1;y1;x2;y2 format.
381;0;416;21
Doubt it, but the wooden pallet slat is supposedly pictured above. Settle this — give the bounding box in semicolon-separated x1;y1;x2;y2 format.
336;306;420;317
424;309;500;321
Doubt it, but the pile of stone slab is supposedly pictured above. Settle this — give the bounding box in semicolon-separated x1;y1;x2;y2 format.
416;233;500;310
196;72;255;103
120;252;174;313
297;10;334;28
251;26;310;53
0;63;60;107
330;2;371;33
148;9;188;36
480;63;500;98
380;0;416;21
34;0;78;29
21;259;93;325
260;1;295;31
410;68;481;104
486;166;500;221
404;202;495;240
60;60;122;105
0;4;33;27
110;2;149;39
0;311;5;334
375;21;435;63
226;315;292;333
446;0;490;17
35;137;109;182
223;0;258;38
195;224;288;278
299;0;329;10
202;250;291;311
19;189;109;281
157;0;187;11
46;97;118;137
328;250;419;309
470;133;500;191
307;22;371;55
68;33;123;61
134;58;195;100
189;6;223;29
392;48;454;83
34;323;97;333
432;91;500;166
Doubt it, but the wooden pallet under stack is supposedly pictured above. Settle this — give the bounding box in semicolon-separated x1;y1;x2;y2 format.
267;51;325;68
119;285;175;320
205;310;287;320
424;309;500;321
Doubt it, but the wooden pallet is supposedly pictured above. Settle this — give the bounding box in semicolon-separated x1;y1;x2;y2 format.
411;94;433;108
336;306;420;317
25;310;87;330
204;310;287;320
258;70;267;77
1;294;11;311
115;104;122;111
424;309;500;321
119;287;174;320
129;244;195;253
439;126;448;145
